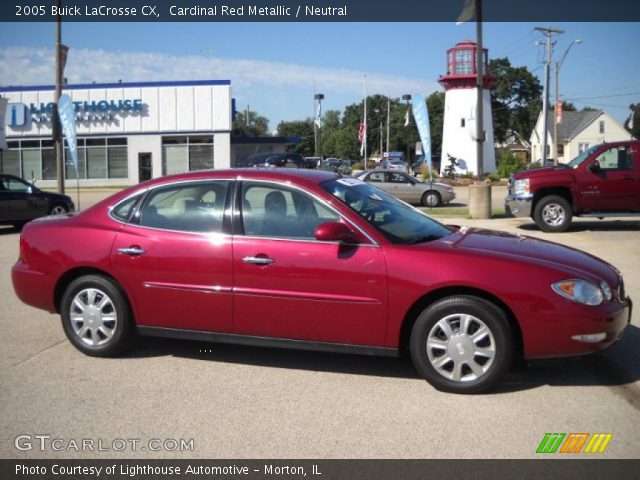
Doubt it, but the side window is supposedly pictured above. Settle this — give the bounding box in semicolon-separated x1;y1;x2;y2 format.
111;194;142;222
596;146;632;171
138;181;228;232
389;172;409;184
367;172;385;183
5;178;31;192
241;183;339;239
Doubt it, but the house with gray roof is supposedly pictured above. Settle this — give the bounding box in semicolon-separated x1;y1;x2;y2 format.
529;109;631;164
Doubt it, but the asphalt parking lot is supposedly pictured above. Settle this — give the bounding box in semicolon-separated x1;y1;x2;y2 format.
1;187;639;459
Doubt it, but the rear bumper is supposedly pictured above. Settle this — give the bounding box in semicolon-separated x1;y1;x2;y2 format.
505;194;533;217
12;261;57;313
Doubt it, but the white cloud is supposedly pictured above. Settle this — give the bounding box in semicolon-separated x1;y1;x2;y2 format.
0;46;436;97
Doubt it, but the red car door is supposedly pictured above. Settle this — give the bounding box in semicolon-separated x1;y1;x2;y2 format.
232;181;388;346
110;181;234;333
575;144;638;211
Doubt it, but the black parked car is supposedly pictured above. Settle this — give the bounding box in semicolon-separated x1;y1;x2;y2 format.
242;152;306;168
0;174;75;228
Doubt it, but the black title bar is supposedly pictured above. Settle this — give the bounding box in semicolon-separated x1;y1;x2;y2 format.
3;0;640;22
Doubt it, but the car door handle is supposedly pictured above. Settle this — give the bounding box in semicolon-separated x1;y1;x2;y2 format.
242;256;274;265
621;175;634;180
117;246;146;256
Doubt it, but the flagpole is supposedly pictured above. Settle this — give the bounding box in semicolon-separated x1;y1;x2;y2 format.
364;74;367;164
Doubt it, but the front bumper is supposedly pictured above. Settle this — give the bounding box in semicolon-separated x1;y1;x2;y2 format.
505;194;533;217
523;296;632;358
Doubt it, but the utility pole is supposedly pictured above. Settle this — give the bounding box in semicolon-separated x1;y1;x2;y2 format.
534;26;564;166
386;96;390;153
475;0;484;182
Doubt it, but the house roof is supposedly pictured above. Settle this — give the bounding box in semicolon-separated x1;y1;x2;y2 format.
543;110;603;143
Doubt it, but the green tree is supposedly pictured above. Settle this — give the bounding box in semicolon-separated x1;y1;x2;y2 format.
625;104;640;139
233;110;270;137
277;119;315;157
488;58;543;143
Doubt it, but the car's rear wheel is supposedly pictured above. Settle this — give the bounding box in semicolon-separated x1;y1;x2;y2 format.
533;195;572;232
49;203;69;216
410;295;513;394
421;191;441;207
60;275;134;357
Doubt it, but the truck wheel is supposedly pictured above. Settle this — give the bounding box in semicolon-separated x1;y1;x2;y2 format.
533;195;572;233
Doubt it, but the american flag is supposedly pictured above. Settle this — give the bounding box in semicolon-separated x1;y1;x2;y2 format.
358;122;366;142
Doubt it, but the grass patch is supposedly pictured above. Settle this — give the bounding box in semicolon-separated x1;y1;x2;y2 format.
420;207;508;219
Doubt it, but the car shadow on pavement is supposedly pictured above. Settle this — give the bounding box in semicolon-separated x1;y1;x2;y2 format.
124;324;640;395
517;220;640;232
0;225;21;236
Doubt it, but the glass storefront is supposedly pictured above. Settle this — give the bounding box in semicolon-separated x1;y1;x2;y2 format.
0;137;128;180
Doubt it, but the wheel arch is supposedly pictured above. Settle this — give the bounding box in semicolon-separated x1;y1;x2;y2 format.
53;267;130;315
532;187;574;216
398;286;523;359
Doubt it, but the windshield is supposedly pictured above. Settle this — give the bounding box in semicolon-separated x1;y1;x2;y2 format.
566;145;600;169
321;178;452;244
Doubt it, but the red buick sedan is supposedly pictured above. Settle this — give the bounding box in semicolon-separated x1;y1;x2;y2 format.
12;169;632;393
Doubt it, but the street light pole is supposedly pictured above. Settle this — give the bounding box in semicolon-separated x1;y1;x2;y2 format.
402;94;412;170
553;39;582;165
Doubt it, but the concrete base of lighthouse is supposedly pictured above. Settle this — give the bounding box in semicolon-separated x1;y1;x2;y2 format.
468;183;492;219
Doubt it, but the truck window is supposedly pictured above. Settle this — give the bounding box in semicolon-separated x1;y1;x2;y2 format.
595;146;632;171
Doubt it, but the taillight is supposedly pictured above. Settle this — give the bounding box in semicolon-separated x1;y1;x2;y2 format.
19;236;28;264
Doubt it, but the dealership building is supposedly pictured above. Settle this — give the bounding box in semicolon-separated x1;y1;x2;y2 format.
0;79;266;187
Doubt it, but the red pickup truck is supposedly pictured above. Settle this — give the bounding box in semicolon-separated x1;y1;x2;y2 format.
505;141;640;232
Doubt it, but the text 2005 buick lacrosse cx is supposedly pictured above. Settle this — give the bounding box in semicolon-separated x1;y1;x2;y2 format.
12;169;632;393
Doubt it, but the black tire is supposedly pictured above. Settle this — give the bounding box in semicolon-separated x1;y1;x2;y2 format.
60;275;134;357
533;195;572;233
421;190;441;207
49;203;69;216
409;295;514;394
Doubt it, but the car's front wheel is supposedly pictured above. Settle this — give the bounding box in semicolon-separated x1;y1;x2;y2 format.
60;275;134;357
421;190;441;207
410;296;514;394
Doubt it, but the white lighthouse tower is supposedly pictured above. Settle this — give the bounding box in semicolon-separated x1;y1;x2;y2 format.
439;40;496;176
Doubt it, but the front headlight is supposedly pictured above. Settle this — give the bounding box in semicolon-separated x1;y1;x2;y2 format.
552;279;605;306
513;178;530;196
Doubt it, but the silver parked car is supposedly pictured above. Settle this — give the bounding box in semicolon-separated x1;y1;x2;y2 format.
355;170;455;207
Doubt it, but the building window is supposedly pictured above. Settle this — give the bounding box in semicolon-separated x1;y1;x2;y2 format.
599;120;605;134
22;149;41;181
0;144;21;177
558;144;564;156
162;136;214;175
41;148;56;180
460;118;465;128
579;143;589;153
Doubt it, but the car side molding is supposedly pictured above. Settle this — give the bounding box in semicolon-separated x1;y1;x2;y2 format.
137;326;398;357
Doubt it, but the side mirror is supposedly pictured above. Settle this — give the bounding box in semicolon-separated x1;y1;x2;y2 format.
314;221;359;244
588;160;601;173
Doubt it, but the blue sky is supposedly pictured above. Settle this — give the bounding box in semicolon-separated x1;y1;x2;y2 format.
1;22;639;132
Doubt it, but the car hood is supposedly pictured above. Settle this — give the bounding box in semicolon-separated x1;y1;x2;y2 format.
435;227;618;284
